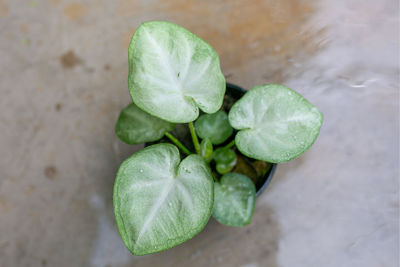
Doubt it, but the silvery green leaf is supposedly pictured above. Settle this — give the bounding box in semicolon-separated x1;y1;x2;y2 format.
213;148;237;175
113;144;214;255
195;110;233;145
229;84;323;163
128;21;225;123
212;173;256;227
115;103;174;145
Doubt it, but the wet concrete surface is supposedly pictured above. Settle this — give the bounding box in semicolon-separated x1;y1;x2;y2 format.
0;0;398;266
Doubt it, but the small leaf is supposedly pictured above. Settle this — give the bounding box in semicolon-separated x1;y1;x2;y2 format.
212;173;256;226
195;110;233;145
215;163;234;175
214;148;237;163
229;84;323;163
113;144;214;255
128;21;226;123
213;148;237;175
115;103;174;145
200;138;213;162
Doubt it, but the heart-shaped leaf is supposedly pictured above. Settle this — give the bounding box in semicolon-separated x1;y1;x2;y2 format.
229;84;323;163
128;21;226;123
212;173;256;226
213;148;237;175
195;110;233;145
115;103;174;144
113;144;214;255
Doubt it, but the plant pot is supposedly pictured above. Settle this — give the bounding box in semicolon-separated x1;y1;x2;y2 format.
146;82;277;196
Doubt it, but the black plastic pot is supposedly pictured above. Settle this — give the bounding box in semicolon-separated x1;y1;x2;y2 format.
146;83;277;197
225;83;277;197
255;158;277;197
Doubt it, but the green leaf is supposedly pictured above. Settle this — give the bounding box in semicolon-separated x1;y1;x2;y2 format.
200;138;213;163
213;148;237;175
195;110;233;145
212;173;256;226
113;144;214;255
115;103;174;145
128;21;226;123
228;84;323;163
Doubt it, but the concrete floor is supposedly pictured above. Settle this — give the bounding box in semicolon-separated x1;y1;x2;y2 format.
0;0;398;266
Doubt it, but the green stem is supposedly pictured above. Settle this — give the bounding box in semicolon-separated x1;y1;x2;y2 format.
222;139;235;150
211;172;219;182
164;132;192;155
188;122;201;154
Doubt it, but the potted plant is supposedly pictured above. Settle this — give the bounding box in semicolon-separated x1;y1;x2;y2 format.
113;21;323;256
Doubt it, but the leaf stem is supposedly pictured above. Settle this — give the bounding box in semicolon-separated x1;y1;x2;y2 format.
188;122;201;154
222;139;235;150
165;132;192;155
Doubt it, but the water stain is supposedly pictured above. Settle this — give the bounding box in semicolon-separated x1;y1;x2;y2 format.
0;0;9;17
44;166;57;180
104;64;111;71
117;0;320;73
60;50;82;68
137;0;321;83
64;3;85;21
114;0;322;85
55;102;63;111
